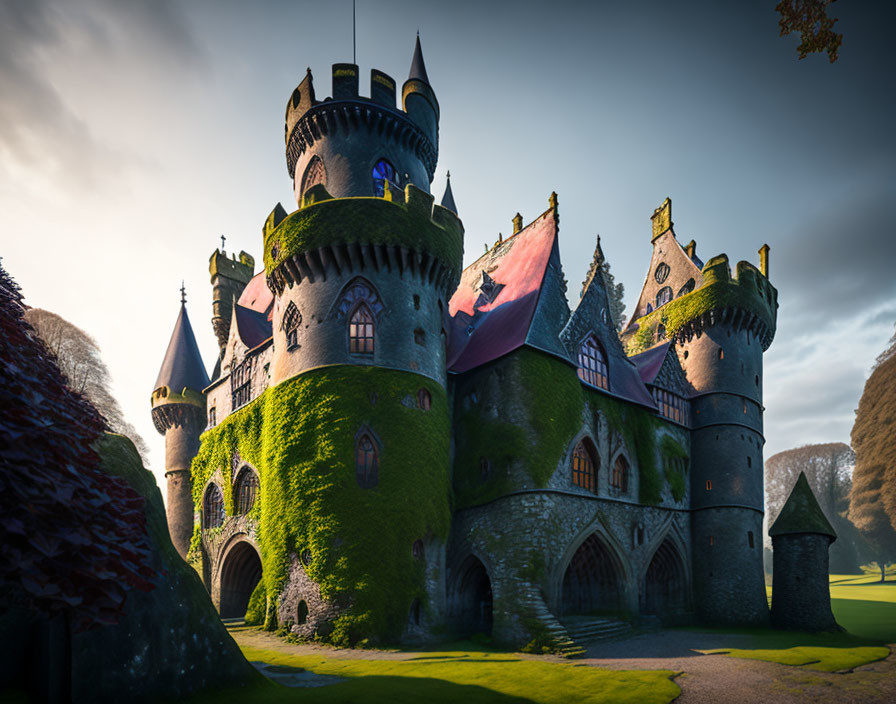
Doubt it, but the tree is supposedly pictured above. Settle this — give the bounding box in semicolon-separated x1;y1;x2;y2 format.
849;325;896;581
776;0;843;63
23;307;149;461
765;442;863;572
602;259;627;332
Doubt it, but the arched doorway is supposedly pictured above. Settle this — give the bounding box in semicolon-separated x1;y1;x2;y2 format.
561;533;625;616
219;540;262;619
643;538;687;619
454;556;493;636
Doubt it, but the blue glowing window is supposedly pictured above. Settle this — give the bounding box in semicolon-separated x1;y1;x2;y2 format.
372;159;398;197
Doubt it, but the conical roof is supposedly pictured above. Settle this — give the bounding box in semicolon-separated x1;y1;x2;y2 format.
153;304;210;394
441;171;457;213
408;34;430;84
769;471;837;540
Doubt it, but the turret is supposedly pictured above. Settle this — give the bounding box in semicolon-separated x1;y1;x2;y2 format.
210;247;255;354
284;37;440;206
769;472;838;631
151;293;210;558
622;197;778;626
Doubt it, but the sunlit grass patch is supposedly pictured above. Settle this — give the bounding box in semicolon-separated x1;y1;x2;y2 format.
179;644;681;704
699;645;889;672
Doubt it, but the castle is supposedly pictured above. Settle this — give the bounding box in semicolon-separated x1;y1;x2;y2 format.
150;37;779;648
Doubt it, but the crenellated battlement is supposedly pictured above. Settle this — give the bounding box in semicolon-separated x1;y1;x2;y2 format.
263;183;463;296
625;251;778;354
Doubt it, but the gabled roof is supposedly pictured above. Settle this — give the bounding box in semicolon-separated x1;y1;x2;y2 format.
237;270;274;321
769;472;837;540
233;303;272;350
447;208;557;373
154;305;209;393
631;342;671;385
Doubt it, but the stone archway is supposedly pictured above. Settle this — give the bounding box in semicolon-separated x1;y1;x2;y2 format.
561;533;625;617
219;540;262;619
643;538;688;619
454;556;493;636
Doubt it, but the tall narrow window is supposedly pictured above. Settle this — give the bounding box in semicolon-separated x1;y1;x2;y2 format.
577;336;609;390
349;304;375;355
610;456;629;494
571;439;598;492
301;155;326;195
655;286;673;308
203;484;225;529
283;301;301;350
372;159;398;197
356;433;379;488
416;388;431;410
235;468;259;515
231;356;253;410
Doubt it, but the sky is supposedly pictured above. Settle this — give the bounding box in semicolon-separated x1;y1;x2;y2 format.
2;0;894;498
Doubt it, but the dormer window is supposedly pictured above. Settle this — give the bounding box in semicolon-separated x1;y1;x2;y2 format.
372;159;398;197
577;336;609;390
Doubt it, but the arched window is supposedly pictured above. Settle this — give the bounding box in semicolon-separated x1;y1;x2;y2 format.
283;301;301;350
611;456;629;494
677;279;695;297
372;159;398;197
654;262;670;284
655;286;672;308
356;433;379;488
577;336;609;390
301;155;326;194
571;439;598;492
349;304;375;355
417;388;431;410
203;484;225;530
235;468;259;515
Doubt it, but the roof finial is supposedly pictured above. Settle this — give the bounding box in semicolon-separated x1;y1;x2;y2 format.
180;281;186;305
220;234;226;252
549;191;558;211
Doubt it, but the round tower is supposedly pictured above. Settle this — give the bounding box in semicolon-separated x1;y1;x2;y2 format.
675;251;778;626
151;297;210;558
285;36;439;206
769;472;838;631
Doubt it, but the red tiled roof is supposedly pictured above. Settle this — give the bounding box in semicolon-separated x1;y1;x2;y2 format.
448;209;556;373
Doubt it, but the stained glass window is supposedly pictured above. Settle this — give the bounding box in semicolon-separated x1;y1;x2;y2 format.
372;159;398;197
577;336;609;390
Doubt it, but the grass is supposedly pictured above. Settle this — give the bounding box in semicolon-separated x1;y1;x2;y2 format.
179;641;680;704
700;573;895;671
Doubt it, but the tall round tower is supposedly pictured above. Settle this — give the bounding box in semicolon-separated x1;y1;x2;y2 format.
151;298;209;558
285;35;439;205
676;251;777;625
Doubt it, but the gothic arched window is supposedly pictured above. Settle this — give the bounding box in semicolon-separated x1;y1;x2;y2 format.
302;155;326;195
235;468;259;515
417;388;431;410
356;433;379;488
655;286;673;308
611;455;630;494
372;159;398;197
203;484;225;529
283;301;301;350
349;304;375;355
571;439;598;492
577;336;609;390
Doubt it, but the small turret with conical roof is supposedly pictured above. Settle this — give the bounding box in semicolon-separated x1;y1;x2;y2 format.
769;472;839;631
440;171;457;214
151;289;210;558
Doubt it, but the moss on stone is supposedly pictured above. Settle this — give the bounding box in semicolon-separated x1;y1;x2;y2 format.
191;365;450;646
660;435;689;503
264;190;464;284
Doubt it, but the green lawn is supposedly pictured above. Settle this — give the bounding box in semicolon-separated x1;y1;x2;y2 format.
701;573;895;671
178;643;680;704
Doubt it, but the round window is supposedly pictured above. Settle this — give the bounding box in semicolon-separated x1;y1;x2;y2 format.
655;263;670;284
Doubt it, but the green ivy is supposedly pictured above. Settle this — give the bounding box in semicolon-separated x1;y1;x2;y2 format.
191;365;451;646
660;435;689;503
245;580;266;626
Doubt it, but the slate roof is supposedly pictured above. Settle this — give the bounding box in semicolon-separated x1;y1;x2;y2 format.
408;35;430;84
441;172;457;214
631;342;672;385
233;303;272;350
154;305;210;393
769;471;837;540
238;271;274;321
447;209;556;373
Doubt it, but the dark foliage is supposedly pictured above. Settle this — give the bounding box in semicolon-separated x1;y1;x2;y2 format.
0;262;156;631
776;0;843;63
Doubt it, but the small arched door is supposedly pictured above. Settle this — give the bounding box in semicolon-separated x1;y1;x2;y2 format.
454;556;493;636
219;540;262;619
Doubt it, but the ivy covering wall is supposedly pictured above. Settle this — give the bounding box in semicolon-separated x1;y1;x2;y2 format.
191;365;450;646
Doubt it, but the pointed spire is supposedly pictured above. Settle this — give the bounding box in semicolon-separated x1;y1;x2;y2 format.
769;472;837;540
440;171;457;213
153;304;210;394
408;33;430;84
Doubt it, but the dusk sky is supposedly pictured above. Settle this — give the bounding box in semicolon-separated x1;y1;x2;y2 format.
2;0;894;498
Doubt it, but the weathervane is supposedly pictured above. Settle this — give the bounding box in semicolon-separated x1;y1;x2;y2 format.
180;281;186;305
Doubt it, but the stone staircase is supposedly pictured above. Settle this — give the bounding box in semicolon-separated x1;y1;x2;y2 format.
561;615;634;646
518;584;586;658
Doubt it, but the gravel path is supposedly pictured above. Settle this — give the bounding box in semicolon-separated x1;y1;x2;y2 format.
230;626;896;702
